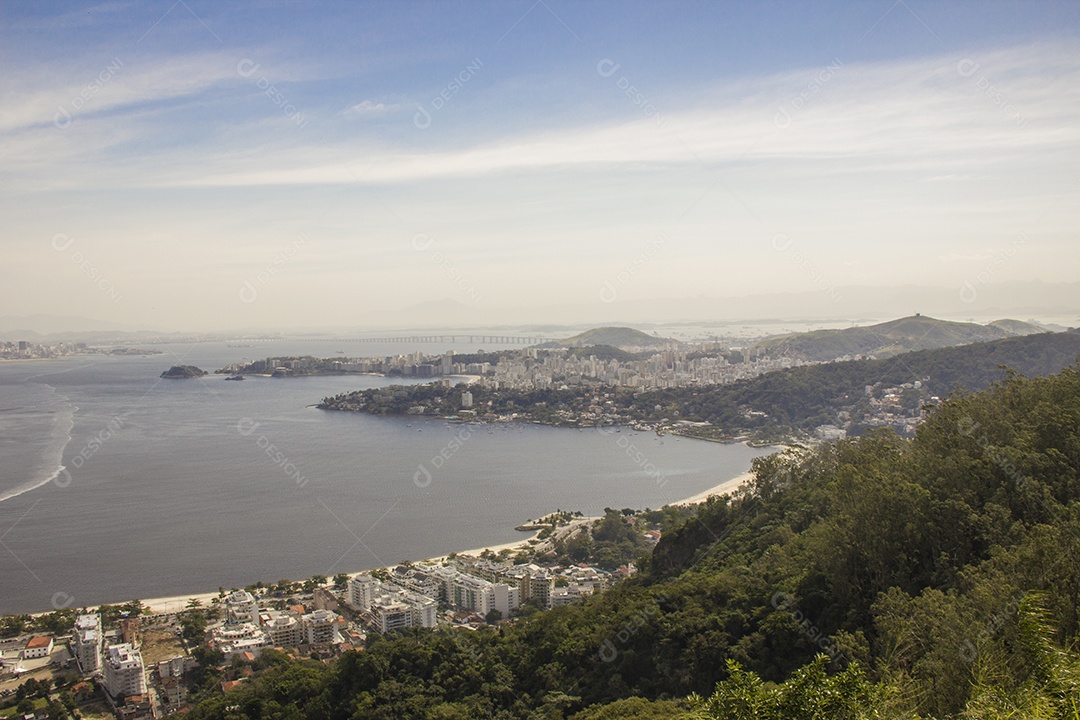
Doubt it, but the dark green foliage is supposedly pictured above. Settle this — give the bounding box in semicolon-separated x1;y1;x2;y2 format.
180;609;208;642
160;364;207;378
690;656;887;719
548;510;650;570
568;697;689;719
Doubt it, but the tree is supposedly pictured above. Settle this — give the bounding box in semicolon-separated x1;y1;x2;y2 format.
964;593;1080;718
1;613;30;637
689;657;889;720
46;699;69;720
179;610;207;642
121;599;145;617
58;690;76;712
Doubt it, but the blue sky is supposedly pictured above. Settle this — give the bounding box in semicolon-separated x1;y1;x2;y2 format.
1;1;1078;331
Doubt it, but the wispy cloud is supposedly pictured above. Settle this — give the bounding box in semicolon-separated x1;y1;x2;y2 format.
1;25;1077;329
143;43;1073;189
348;99;400;115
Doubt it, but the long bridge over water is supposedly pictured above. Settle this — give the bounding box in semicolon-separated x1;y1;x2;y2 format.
251;335;552;345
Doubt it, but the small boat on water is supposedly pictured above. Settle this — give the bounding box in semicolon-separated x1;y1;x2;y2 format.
225;375;245;381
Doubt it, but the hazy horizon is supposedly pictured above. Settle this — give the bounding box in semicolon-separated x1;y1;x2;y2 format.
3;1;1079;332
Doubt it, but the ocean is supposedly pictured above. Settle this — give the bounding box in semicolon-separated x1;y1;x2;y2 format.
0;338;771;614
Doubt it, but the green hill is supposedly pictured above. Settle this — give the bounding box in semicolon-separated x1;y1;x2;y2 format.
544;326;674;349
179;362;1080;718
638;329;1080;438
753;314;1045;361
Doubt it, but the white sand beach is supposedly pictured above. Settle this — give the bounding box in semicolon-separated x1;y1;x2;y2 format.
117;468;759;616
670;470;755;506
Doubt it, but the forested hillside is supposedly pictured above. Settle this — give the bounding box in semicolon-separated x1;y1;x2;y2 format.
640;329;1080;437
183;362;1080;719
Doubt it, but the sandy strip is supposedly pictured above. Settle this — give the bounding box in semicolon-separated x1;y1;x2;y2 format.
141;590;221;616
134;534;551;615
670;470;755;506
117;473;759;616
421;530;543;565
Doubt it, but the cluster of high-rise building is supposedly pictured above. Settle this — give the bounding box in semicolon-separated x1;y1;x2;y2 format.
70;613;147;700
346;575;438;633
0;340;90;360
482;348;806;390
209;590;341;659
331;351;492;378
345;561;561;632
322;346;806;391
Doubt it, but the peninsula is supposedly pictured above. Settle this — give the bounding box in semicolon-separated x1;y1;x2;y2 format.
318;328;1080;444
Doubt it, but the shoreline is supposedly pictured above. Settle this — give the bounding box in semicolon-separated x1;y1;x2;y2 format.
21;468;760;618
670;471;754;506
131;469;759;616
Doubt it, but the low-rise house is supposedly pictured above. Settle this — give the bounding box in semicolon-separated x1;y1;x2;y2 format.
22;637;53;659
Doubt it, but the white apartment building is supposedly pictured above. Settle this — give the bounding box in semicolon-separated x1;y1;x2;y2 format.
431;567;520;616
157;656;196;678
347;575;377;610
374;602;413;634
225;590;258;624
351;574;438;632
301;610;338;645
504;566;555;609
264;614;304;647
211;622;272;660
390;566;441;598
218;635;272;660
72;613;103;673
371;593;437;633
102;643;147;699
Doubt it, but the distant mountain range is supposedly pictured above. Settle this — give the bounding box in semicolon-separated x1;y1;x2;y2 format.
751;314;1049;362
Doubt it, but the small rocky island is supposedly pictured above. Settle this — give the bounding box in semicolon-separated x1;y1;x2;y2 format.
160;365;208;379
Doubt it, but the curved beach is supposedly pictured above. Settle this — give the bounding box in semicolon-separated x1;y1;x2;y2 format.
134;468;757;616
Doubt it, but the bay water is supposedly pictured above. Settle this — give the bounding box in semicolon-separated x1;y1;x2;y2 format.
0;338;770;614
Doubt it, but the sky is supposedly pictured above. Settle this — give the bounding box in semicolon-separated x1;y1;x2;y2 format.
1;0;1078;332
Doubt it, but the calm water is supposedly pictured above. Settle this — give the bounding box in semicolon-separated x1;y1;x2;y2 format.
0;339;770;614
